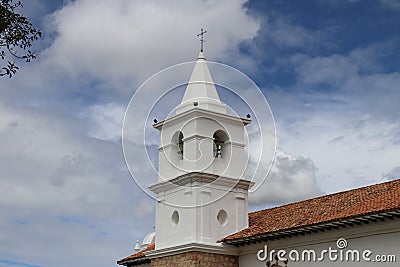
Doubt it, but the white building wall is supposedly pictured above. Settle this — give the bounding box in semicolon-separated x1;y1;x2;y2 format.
151;53;252;252
156;109;248;181
238;219;400;266
154;178;250;250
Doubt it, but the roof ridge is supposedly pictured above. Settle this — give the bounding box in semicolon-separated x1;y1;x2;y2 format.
223;178;400;243
250;178;400;216
117;243;155;265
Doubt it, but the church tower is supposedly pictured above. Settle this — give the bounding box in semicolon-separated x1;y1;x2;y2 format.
150;48;253;251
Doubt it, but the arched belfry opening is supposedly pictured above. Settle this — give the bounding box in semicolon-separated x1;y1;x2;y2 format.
178;132;184;159
213;130;229;158
171;131;184;160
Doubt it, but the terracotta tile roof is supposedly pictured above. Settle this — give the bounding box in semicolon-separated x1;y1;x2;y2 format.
117;243;155;265
222;179;400;243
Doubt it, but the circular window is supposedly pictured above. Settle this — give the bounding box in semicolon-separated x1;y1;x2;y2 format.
217;209;228;226
171;210;179;226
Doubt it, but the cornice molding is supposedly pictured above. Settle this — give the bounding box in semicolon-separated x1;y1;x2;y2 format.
148;172;254;194
145;242;239;259
153;108;251;130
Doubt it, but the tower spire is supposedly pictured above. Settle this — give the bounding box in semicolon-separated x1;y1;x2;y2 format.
197;28;207;52
175;42;227;115
150;38;252;251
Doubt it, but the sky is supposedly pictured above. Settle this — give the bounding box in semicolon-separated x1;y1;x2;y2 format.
0;0;399;266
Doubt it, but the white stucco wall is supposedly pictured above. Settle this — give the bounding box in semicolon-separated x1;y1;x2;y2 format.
153;107;251;250
154;177;250;250
238;219;400;266
156;109;248;181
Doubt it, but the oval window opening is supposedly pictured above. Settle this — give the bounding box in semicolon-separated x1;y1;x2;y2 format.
171;210;179;226
217;209;228;226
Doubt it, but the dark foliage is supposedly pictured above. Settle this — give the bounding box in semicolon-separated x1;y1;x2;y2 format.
0;0;42;77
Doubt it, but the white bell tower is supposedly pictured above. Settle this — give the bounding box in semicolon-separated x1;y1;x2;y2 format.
150;50;253;250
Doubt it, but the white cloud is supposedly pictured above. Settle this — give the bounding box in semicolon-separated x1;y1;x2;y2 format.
292;42;395;88
380;0;400;9
0;102;153;267
383;166;400;181
293;54;358;86
266;18;320;49
43;0;259;91
1;1;399;267
249;148;322;206
86;102;126;142
0;2;260;266
290;42;400;121
272;43;400;193
277;106;400;190
134;200;155;217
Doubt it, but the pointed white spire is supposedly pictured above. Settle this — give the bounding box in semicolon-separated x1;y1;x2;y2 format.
175;52;226;114
134;240;140;251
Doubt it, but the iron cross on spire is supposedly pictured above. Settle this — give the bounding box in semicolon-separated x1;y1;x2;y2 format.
197;28;207;52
